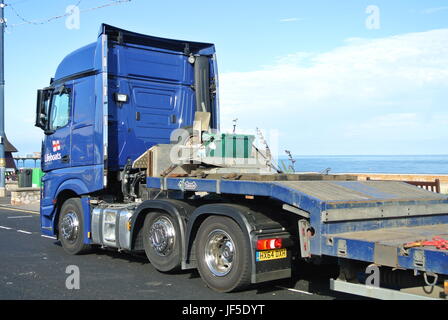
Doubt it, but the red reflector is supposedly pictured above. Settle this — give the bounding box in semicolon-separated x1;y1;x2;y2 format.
274;238;282;248
257;238;283;250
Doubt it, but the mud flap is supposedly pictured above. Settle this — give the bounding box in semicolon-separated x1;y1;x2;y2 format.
252;233;293;284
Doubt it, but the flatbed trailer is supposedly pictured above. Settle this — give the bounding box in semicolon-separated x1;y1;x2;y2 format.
144;176;448;298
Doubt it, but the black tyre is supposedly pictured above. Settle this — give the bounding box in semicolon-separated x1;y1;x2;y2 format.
195;216;251;292
58;198;91;255
142;212;182;272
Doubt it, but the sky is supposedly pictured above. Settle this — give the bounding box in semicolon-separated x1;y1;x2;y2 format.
4;0;448;156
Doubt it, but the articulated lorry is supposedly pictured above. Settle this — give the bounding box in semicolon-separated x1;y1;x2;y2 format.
35;24;448;298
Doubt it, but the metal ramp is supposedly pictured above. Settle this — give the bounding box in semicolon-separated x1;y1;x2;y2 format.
276;181;448;202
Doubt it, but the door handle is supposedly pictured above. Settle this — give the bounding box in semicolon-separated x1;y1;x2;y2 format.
61;155;70;163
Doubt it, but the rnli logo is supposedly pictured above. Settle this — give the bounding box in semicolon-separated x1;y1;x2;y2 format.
45;140;62;163
52;140;61;152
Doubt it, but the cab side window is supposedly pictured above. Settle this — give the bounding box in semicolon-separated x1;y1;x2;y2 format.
49;89;71;130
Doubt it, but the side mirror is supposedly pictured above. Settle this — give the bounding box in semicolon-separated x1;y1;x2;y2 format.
35;89;51;130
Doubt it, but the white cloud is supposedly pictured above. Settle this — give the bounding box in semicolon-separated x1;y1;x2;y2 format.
279;17;302;22
344;113;419;137
218;29;448;154
349;112;448;133
422;6;448;14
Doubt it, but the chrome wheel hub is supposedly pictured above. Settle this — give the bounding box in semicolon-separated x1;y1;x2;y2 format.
61;212;79;242
149;216;176;256
204;229;235;277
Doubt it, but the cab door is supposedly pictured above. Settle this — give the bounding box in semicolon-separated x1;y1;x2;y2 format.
42;83;73;172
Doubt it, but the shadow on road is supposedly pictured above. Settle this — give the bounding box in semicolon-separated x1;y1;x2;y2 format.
50;240;360;299
251;260;362;300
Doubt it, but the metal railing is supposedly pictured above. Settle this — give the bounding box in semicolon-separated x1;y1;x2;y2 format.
366;177;441;193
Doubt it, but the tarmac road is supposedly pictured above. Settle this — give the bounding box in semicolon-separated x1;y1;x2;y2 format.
0;206;356;301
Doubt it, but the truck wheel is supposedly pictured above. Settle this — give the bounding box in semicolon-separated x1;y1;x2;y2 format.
58;198;91;255
143;212;182;272
195;216;251;292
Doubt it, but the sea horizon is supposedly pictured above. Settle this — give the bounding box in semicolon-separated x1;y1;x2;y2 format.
276;154;448;175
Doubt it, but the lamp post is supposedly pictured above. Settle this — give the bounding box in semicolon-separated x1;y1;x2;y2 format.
0;0;6;197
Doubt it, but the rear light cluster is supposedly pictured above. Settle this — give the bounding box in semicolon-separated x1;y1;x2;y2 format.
257;238;283;250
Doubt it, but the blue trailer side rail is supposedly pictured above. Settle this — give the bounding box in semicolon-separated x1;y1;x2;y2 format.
147;177;448;276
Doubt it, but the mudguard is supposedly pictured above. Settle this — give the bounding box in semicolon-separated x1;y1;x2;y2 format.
184;203;257;269
129;199;196;260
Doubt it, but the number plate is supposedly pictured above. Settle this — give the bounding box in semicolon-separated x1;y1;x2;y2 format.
256;248;287;261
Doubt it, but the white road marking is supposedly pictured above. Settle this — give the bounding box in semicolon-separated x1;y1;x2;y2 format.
276;286;314;295
41;235;57;240
1;225;54;239
0;206;39;214
8;216;34;219
17;230;33;235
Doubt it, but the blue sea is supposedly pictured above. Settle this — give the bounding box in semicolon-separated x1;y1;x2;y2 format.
277;155;448;175
17;155;448;175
